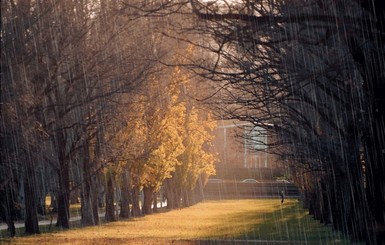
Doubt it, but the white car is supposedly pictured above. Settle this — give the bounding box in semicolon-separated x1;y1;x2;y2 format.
276;179;290;183
241;179;259;183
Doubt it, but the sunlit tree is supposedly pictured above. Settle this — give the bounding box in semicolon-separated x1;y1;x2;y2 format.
163;58;217;209
139;75;186;214
125;0;383;242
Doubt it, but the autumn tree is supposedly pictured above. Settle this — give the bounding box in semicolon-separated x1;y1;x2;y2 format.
162;54;217;209
127;0;383;242
139;75;186;214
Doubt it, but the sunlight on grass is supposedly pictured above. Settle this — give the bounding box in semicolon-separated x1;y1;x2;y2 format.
2;199;357;245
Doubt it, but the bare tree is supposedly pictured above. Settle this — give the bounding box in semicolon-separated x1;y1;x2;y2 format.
3;0;383;242
177;0;384;242
1;0;165;229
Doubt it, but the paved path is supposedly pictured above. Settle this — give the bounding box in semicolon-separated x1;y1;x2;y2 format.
0;201;167;231
0;213;105;231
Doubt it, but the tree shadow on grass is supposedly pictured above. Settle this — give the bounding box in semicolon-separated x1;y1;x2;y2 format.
200;200;356;245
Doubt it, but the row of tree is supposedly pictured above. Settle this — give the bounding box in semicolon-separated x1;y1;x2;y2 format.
126;0;384;243
178;0;383;244
1;0;216;236
2;0;384;243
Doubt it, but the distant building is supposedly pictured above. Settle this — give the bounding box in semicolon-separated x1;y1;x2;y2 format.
210;120;280;179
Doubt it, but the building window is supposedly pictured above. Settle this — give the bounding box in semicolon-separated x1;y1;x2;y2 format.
246;126;267;150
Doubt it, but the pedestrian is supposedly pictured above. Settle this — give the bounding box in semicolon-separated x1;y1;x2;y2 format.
280;190;285;203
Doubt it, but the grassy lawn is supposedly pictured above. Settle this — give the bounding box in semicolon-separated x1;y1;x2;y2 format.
0;199;358;245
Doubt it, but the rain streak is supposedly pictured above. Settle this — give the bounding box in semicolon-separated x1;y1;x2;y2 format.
1;1;384;244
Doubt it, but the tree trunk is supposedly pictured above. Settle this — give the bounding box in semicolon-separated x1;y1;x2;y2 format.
0;186;16;237
152;192;158;212
97;174;105;208
363;58;385;244
142;186;154;215
119;167;130;219
0;201;15;237
182;190;190;208
91;110;103;225
91;177;99;225
56;169;70;229
24;158;40;234
319;177;331;225
329;167;349;232
70;188;80;205
165;186;181;210
165;188;174;209
193;176;205;204
328;149;371;243
81;157;94;225
80;187;93;226
130;174;141;217
343;136;372;242
131;184;141;217
55;129;70;229
105;171;115;222
80;141;98;226
80;179;99;226
348;2;385;242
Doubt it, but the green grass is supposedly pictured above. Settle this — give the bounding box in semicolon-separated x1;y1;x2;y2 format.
0;199;358;245
219;200;352;243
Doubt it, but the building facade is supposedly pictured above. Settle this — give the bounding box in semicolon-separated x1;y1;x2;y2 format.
211;120;281;180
